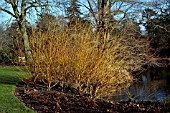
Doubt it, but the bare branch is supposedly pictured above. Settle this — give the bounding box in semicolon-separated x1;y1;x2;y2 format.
4;0;11;4
154;25;170;34
21;0;26;16
87;0;98;23
25;1;49;12
25;5;36;12
0;7;17;18
78;0;98;23
10;0;20;18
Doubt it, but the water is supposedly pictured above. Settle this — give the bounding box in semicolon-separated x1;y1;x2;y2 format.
156;88;167;101
112;66;170;102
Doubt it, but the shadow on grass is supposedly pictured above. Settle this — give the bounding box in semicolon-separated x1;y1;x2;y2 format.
0;66;28;85
0;75;22;85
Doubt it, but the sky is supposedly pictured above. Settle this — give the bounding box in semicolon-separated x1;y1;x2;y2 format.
0;0;169;30
0;0;65;29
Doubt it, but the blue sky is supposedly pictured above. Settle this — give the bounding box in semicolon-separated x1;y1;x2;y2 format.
0;0;169;30
0;0;65;29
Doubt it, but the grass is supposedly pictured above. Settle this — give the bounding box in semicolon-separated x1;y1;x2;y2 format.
0;66;34;113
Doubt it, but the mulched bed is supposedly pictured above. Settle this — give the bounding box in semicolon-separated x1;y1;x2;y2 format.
14;80;170;113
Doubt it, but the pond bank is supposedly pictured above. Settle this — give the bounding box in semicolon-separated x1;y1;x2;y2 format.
15;80;170;113
113;66;170;102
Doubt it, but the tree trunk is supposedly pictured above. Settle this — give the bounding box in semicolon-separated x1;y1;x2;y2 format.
19;0;33;63
19;22;33;63
97;0;108;46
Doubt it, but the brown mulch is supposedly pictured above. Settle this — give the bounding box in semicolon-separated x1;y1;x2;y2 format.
14;81;170;113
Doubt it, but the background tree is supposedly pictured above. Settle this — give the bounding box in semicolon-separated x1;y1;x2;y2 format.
36;13;58;32
145;10;170;57
66;0;81;24
0;23;15;63
78;0;143;33
64;0;92;36
142;0;170;58
0;0;50;63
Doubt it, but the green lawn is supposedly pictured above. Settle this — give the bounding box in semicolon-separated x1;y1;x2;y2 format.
0;66;35;113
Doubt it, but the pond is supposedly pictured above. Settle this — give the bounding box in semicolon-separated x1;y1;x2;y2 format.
112;66;170;102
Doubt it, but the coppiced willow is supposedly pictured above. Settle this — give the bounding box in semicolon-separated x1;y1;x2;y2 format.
28;22;150;100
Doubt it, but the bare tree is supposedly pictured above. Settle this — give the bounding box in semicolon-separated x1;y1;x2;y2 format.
0;0;50;63
78;0;143;33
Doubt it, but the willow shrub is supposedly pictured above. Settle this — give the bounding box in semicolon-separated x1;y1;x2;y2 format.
28;23;149;100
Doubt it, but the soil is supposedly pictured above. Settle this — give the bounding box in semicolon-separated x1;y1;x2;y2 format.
14;78;170;113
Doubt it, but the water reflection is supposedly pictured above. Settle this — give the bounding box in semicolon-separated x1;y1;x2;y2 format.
113;67;170;102
156;88;168;101
141;75;148;86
